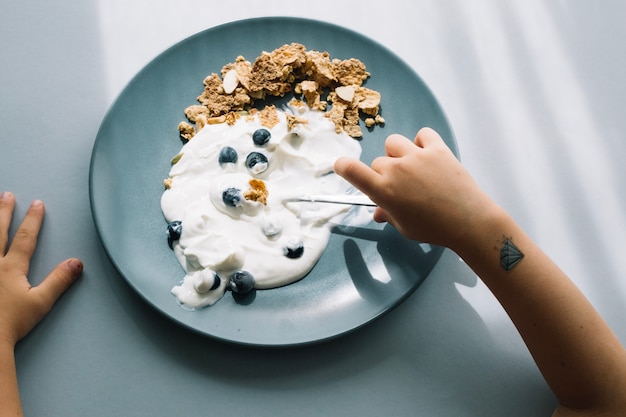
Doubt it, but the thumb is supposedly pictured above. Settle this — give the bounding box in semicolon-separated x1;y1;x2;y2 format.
32;258;83;313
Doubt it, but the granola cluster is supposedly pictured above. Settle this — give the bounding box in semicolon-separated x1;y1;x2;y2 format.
178;43;383;140
243;178;269;205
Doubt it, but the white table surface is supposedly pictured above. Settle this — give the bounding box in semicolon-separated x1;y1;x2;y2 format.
1;1;625;415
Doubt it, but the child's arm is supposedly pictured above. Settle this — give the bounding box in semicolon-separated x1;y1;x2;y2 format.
0;192;83;417
334;128;626;416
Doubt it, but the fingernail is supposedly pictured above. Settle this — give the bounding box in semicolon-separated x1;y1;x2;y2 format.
68;259;84;273
31;199;43;207
0;191;12;200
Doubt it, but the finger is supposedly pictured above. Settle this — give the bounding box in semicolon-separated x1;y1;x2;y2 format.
0;192;16;255
373;208;403;234
8;200;45;266
385;134;416;157
334;157;382;196
373;207;390;224
370;155;393;174
30;258;83;316
413;127;444;148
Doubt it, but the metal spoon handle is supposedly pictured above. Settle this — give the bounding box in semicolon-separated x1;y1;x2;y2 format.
288;194;376;207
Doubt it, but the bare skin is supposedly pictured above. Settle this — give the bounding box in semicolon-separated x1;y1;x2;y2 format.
334;128;626;416
0;192;82;417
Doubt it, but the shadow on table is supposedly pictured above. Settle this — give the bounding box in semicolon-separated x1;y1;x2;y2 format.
337;223;440;306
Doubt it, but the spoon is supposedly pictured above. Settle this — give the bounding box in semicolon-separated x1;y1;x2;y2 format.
284;194;376;207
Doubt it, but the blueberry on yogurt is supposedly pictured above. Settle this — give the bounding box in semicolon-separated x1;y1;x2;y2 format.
229;270;255;294
222;187;242;207
193;271;222;293
283;240;305;259
252;128;271;146
166;220;182;248
245;152;268;175
218;146;238;165
261;215;282;237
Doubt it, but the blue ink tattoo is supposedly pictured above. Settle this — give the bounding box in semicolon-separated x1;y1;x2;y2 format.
500;238;524;271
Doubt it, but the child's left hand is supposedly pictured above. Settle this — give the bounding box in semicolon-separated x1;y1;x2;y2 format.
0;192;83;348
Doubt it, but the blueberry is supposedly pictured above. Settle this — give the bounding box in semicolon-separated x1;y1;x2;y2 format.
166;220;182;249
284;240;304;259
218;146;238;165
210;274;222;291
229;270;255;294
261;216;282;237
245;152;268;175
193;271;222;293
222;187;242;207
166;220;183;240
252;128;271;146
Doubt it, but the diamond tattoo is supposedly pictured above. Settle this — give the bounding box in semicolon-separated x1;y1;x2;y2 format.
500;238;524;271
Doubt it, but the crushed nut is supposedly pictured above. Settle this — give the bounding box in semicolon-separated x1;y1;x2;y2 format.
196;114;208;132
206;115;227;125
222;56;253;91
335;85;355;103
222;69;239;94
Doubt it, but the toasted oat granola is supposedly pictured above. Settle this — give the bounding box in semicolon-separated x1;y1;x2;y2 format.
243;178;269;205
257;105;280;129
285;113;308;131
178;43;383;140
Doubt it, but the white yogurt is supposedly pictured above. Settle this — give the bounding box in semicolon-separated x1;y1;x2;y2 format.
161;105;372;309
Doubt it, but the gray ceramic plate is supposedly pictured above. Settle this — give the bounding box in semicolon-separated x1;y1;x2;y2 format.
89;17;457;347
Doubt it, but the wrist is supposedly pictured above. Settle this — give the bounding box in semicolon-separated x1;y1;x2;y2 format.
0;334;17;374
448;202;513;258
0;329;18;354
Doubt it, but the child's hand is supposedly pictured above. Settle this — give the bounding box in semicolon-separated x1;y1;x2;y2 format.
0;192;82;348
334;128;496;249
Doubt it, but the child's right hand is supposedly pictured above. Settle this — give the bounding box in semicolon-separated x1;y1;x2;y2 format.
334;128;497;250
